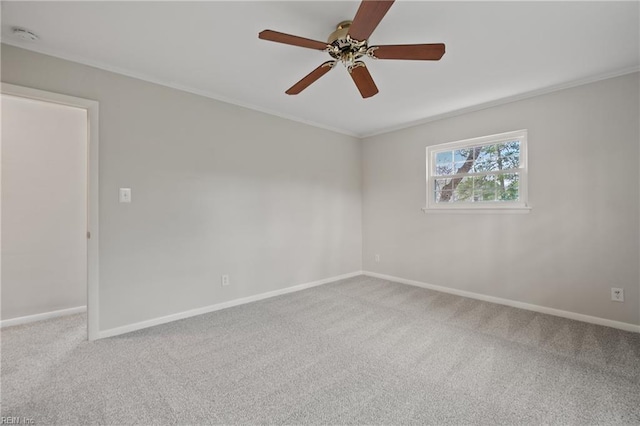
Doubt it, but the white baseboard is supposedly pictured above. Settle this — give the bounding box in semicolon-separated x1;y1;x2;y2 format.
98;271;364;339
1;306;87;328
363;271;640;333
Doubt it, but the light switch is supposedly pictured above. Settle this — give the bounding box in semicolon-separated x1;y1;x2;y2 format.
119;188;132;203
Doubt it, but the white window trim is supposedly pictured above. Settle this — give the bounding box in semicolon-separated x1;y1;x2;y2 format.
424;129;530;213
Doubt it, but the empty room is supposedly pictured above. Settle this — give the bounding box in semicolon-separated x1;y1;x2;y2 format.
1;1;639;424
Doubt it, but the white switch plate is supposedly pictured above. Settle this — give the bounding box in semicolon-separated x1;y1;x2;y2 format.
375;254;380;263
119;188;132;203
221;275;230;286
611;288;624;302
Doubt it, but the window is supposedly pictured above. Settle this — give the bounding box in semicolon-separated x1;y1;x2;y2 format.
425;130;528;211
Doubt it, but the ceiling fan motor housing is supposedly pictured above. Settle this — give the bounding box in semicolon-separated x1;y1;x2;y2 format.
328;21;353;44
327;21;370;66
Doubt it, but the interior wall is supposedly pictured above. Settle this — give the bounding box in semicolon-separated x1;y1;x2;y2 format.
362;72;640;326
1;44;362;331
1;95;88;320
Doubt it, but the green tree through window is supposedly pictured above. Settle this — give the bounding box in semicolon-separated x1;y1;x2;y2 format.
427;130;527;209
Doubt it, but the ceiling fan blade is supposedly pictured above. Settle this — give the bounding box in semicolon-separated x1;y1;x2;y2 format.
286;61;336;95
348;0;395;42
349;63;379;98
370;43;446;60
259;30;329;50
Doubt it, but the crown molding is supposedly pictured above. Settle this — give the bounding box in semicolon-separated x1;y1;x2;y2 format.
360;65;640;138
4;41;638;140
1;40;361;138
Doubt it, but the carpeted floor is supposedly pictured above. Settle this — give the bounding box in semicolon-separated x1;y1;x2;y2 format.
1;275;639;425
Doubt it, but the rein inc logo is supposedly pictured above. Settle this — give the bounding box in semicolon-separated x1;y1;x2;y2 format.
0;418;34;425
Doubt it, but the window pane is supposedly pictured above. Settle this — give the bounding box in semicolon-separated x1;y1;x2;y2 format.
497;173;519;201
436;151;452;164
434;178;451;192
437;142;521;175
478;144;495;160
476;144;500;172
481;191;496;201
452;177;473;201
454;160;473;173
474;175;497;201
497;140;520;169
435;190;453;203
435;165;454;176
469;141;522;172
471;150;489;172
454;148;475;161
435;151;454;176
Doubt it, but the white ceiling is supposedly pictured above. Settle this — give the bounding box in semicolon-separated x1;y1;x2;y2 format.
2;1;639;137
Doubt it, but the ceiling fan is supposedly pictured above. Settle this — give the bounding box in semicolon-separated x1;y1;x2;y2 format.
258;0;445;99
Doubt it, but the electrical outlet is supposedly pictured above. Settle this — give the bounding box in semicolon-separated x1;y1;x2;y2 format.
375;254;380;263
221;275;230;286
611;287;624;302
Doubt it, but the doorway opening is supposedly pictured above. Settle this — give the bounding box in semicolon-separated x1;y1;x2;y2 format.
1;84;99;340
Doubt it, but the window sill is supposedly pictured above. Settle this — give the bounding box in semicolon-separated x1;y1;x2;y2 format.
422;206;532;214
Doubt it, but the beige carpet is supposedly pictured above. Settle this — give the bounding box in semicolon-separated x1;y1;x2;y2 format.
2;275;639;425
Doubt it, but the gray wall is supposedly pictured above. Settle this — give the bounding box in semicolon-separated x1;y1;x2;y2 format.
3;43;638;330
1;45;362;331
2;95;87;320
362;72;640;326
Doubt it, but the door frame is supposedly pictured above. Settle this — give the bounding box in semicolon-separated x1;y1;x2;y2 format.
2;83;100;341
